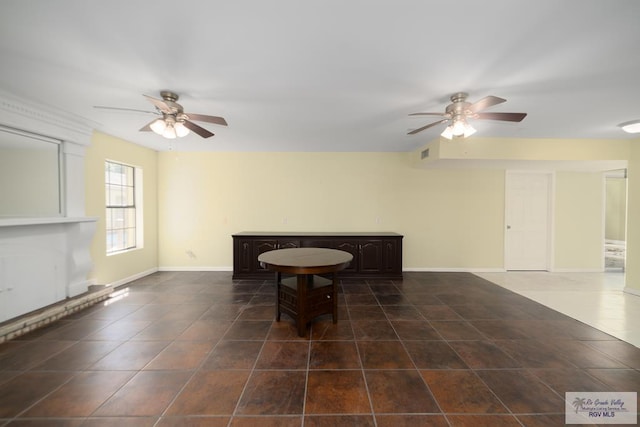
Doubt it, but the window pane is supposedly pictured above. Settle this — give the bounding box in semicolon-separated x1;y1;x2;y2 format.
126;208;136;227
107;163;123;185
106;229;118;252
114;229;124;251
107;186;123;207
106;186;133;206
125;228;136;248
112;208;125;228
116;187;125;206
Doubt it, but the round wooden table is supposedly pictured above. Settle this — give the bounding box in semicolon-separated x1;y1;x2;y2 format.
258;248;353;337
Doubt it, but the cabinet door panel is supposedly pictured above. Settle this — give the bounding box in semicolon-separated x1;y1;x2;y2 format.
277;239;300;249
359;240;383;273
382;239;400;273
335;240;358;273
252;240;278;271
235;239;253;274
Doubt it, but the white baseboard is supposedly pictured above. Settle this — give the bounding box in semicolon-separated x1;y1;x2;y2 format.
409;268;608;274
107;267;159;288
158;266;233;272
403;267;507;273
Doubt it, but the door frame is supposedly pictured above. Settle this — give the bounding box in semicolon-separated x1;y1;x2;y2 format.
504;170;555;271
603;168;628;271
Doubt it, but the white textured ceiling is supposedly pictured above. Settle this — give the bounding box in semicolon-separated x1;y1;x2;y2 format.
1;0;639;152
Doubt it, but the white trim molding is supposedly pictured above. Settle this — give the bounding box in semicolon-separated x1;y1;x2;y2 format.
106;268;159;288
158;266;233;272
403;267;507;273
0;89;96;145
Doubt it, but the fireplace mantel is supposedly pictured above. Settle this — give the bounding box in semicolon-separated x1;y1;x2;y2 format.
0;91;98;323
0;217;97;227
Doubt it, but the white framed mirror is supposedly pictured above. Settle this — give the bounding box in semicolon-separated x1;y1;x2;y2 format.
0;126;62;217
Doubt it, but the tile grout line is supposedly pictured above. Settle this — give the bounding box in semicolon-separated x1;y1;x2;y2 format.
350;282;378;427
301;322;313;427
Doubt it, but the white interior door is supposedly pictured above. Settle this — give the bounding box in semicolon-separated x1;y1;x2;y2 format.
505;172;552;270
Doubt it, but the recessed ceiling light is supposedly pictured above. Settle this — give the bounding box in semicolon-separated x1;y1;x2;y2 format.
618;120;640;134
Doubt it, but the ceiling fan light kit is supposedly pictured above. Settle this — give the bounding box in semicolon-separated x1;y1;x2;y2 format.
149;118;167;134
441;118;476;140
149;115;190;139
174;122;190;137
408;92;527;139
618;120;640;134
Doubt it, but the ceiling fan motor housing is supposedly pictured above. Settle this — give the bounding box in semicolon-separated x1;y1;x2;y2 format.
159;91;183;115
446;92;473;121
160;91;179;102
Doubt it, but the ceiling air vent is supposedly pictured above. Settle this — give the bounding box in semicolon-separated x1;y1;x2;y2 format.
421;148;430;159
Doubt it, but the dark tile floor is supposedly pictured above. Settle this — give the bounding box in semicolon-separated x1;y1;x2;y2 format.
0;271;639;426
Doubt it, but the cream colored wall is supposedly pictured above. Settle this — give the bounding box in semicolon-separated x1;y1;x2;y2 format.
397;166;506;269
554;172;604;270
605;177;627;242
82;141;615;282
85;131;158;285
625;141;640;292
438;137;630;161
157;152;506;270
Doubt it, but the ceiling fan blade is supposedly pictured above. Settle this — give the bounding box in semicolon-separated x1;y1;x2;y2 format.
475;112;527;122
407;119;448;135
183;120;214;138
94;106;158;115
468;96;506;113
408;112;447;117
143;94;172;114
186;113;228;126
139;119;156;132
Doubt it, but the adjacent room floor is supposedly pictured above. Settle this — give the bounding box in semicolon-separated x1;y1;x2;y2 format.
0;271;638;426
475;271;640;348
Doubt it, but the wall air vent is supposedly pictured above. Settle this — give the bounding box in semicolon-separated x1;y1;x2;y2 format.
421;148;430;159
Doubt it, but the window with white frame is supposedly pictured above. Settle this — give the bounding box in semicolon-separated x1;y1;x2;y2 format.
105;160;142;254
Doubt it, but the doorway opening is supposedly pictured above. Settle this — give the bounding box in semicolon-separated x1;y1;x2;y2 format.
604;169;627;271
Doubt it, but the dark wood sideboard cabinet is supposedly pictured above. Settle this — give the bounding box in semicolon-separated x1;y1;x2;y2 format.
232;232;403;280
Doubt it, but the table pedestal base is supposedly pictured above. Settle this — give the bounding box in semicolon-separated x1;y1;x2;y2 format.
276;273;338;337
